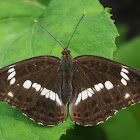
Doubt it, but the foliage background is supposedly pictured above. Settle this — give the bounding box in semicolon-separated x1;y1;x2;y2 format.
0;0;140;140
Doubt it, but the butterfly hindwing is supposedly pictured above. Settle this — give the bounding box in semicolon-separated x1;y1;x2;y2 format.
22;96;67;126
69;55;140;126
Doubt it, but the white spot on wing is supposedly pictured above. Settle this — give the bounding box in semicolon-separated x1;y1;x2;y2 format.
40;88;49;96
10;78;16;85
98;83;104;89
74;88;95;106
56;94;62;106
45;92;50;98
36;84;41;91
88;88;94;94
7;71;16;80
125;93;130;99
32;83;41;91
74;93;82;106
121;68;129;74
29;118;35;121
120;72;129;80
38;122;43;125
105;81;113;90
9;65;15;68
121;78;127;85
106;116;112;121
22;113;27;117
32;83;37;88
87;90;92;97
97;121;104;125
81;90;88;100
23;80;32;89
122;65;128;69
94;84;101;91
94;83;104;92
41;88;62;105
8;91;13;97
8;68;15;73
49;91;55;101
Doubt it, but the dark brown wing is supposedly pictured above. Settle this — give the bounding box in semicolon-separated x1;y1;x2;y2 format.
0;56;67;125
70;55;140;126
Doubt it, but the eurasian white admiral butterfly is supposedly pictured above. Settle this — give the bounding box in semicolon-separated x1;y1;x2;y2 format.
0;12;140;126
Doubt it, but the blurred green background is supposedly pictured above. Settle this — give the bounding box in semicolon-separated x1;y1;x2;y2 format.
0;0;140;140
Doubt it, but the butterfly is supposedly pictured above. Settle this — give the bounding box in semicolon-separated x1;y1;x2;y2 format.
0;12;140;126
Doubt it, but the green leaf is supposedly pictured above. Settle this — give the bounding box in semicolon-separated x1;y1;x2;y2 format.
101;107;140;140
115;24;129;47
114;36;140;70
0;0;118;139
32;6;118;59
0;0;46;67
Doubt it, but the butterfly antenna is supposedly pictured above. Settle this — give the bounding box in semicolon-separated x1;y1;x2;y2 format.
67;11;86;48
34;20;64;49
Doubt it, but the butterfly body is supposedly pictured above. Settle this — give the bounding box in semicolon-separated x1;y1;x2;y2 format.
61;47;73;105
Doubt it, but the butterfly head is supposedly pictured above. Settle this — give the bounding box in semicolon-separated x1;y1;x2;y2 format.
62;47;71;57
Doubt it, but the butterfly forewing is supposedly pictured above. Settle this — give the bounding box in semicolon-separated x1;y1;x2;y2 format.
0;56;67;125
70;55;140;126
